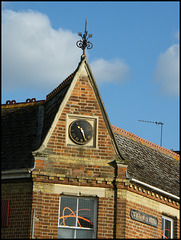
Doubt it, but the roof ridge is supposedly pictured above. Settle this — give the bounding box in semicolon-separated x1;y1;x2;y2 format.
46;71;76;101
1;100;45;108
112;125;180;161
45;58;84;101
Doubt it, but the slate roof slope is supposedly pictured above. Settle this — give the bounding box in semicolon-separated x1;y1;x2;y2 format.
1;71;76;171
41;71;76;144
1;102;41;170
112;126;180;197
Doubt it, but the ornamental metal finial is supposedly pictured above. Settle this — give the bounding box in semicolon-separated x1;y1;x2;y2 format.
76;19;93;56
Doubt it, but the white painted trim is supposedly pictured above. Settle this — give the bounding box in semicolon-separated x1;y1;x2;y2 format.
131;178;180;200
2;172;31;179
2;168;30;174
1;165;35;179
162;215;174;239
33;182;106;197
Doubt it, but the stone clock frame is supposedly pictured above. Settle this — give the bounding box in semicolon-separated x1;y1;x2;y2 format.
66;114;98;148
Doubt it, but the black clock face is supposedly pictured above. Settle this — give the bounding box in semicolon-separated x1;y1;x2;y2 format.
69;119;93;145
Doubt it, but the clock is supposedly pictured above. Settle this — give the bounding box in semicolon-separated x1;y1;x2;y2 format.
69;119;93;145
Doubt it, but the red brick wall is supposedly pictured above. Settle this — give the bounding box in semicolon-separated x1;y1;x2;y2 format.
174;217;180;239
127;202;162;239
1;181;32;239
32;192;59;239
116;198;126;238
46;76;117;163
97;197;114;239
34;159;114;184
2;181;179;239
116;198;163;239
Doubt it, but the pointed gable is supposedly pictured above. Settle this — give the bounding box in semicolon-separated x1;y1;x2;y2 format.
1;56;122;173
35;56;122;164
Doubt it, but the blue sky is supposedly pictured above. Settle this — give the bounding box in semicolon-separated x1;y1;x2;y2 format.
2;1;180;151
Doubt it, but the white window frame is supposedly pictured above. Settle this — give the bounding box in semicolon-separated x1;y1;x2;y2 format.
58;195;97;239
162;215;173;239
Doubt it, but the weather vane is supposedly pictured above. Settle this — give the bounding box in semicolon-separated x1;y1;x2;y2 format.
76;19;93;56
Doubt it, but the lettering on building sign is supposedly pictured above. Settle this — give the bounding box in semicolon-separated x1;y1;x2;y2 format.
130;209;158;228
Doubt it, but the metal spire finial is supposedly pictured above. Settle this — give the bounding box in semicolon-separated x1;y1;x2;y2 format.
76;19;93;56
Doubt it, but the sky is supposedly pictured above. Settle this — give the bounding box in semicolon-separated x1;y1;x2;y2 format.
1;1;180;151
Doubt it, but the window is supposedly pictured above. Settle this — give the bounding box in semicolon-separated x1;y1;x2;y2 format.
1;200;10;227
58;196;97;239
162;216;173;239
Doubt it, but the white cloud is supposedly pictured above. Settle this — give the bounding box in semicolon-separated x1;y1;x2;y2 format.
2;10;130;95
90;58;130;85
2;10;81;91
154;43;179;96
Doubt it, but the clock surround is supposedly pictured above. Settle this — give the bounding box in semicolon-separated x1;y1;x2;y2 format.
66;115;98;148
69;119;93;145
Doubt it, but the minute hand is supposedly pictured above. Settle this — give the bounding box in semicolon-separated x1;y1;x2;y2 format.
77;126;87;141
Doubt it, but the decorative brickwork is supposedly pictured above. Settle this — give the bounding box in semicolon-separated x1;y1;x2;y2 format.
128;184;180;209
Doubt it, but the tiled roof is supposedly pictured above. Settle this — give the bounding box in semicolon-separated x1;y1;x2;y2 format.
1;71;75;171
112;126;180;197
1;102;41;170
112;126;180;161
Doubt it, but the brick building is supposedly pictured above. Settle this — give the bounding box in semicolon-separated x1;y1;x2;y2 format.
1;54;180;239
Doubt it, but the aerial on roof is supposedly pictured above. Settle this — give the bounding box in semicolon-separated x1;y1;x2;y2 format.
1;56;180;198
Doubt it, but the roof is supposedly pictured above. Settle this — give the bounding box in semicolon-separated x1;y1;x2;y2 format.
1;57;180;197
112;126;180;197
1;70;76;171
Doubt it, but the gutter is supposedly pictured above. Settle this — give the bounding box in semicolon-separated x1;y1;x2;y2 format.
1;163;36;180
130;177;180;201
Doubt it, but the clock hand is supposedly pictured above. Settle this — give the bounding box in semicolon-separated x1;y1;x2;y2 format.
77;126;87;141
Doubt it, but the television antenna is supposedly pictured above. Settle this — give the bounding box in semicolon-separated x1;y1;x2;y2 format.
138;120;164;147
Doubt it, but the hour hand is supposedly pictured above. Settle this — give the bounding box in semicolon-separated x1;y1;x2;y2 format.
77;126;87;141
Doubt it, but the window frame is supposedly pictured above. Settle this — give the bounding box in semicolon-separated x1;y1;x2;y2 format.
162;215;173;239
58;195;98;239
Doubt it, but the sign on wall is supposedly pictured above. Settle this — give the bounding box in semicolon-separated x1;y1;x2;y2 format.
130;209;158;228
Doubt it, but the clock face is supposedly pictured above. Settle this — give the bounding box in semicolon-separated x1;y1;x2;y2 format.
69;119;93;145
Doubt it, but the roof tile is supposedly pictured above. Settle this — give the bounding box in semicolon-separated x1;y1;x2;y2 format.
112;125;179;161
112;125;180;196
